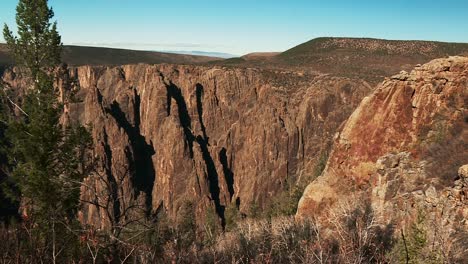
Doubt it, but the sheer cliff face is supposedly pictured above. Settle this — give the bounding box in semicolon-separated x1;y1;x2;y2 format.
297;57;468;226
3;64;371;226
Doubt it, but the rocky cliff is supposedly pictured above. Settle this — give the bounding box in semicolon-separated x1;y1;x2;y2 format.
2;64;371;227
297;57;467;252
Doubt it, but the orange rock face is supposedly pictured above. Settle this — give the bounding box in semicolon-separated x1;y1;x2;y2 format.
297;56;468;218
3;64;371;227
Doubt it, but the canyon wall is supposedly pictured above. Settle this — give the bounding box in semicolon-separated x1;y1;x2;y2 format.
3;64;371;227
297;57;467;252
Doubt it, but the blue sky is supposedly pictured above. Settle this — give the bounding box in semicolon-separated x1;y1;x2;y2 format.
0;0;467;55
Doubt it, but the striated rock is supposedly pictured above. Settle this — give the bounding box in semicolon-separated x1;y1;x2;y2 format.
2;63;371;227
297;56;468;219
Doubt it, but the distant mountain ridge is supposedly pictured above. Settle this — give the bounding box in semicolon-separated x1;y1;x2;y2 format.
3;37;468;84
160;50;238;59
0;44;221;69
241;52;280;60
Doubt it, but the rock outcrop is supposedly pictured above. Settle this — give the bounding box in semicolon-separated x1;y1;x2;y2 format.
371;153;467;226
2;64;371;227
297;57;468;236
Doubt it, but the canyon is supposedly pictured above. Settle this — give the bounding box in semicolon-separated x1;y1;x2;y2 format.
1;38;467;234
3;63;369;227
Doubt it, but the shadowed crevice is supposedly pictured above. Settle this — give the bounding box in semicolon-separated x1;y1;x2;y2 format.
166;82;194;158
196;83;209;144
165;81;226;228
102;130;121;224
0;66;6;77
196;135;225;228
96;87;104;105
219;148;234;200
106;89;155;214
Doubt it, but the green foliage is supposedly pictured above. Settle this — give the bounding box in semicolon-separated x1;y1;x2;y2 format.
313;150;329;178
265;183;303;218
0;84;15;217
204;206;220;245
176;201;196;249
6;79;92;218
391;211;443;264
406;213;428;262
248;201;261;219
3;0;92;220
224;202;239;231
1;0;93;261
432;123;447;144
3;0;62;79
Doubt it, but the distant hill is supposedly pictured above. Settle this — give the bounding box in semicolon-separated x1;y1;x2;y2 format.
241;52;280;60
214;37;468;84
280;37;468;59
0;44;222;70
278;37;468;81
161;50;238;59
4;38;468;84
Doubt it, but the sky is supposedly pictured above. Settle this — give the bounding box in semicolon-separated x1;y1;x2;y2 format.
0;0;467;56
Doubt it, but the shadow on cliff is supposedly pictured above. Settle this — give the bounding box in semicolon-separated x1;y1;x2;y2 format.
196;84;209;144
166;82;195;158
107;89;156;214
166;81;227;228
101;128;121;223
219;147;234;200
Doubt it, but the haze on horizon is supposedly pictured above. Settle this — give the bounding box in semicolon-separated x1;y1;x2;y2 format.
0;0;467;56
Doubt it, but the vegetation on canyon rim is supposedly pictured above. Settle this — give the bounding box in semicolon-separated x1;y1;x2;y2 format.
1;0;93;261
0;0;466;263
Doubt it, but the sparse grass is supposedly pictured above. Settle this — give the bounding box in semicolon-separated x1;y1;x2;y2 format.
1;193;466;263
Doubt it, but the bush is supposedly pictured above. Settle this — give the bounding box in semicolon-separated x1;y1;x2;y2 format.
265;183;303;218
224;202;239;232
389;210;453;264
204;206;221;245
176;201;196;249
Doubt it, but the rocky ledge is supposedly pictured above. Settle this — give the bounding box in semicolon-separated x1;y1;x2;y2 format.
297;57;468;255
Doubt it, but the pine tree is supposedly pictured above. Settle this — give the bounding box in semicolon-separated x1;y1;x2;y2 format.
0;83;18;223
3;0;62;82
2;0;93;261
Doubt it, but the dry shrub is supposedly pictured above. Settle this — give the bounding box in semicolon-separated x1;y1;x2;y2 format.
422;120;467;187
322;196;394;263
203;197;394;264
1;192;464;263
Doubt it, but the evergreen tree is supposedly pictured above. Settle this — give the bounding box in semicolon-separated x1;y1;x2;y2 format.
0;83;18;223
2;0;93;260
3;0;62;81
